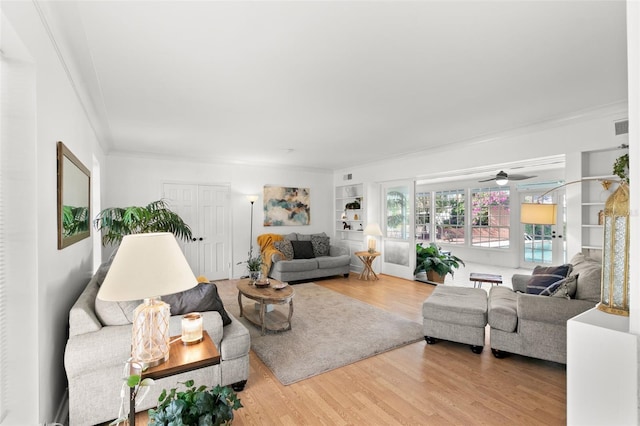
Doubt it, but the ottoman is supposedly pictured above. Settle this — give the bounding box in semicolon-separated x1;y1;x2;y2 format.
422;286;488;354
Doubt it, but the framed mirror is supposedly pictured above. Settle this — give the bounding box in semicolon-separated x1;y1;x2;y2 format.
57;141;91;249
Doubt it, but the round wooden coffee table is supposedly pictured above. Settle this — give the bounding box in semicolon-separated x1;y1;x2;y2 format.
236;279;294;335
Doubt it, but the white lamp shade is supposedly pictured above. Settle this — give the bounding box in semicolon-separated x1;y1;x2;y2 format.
97;232;197;301
247;194;259;203
363;223;383;236
520;203;557;225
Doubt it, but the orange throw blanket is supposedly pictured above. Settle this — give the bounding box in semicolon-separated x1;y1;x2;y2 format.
257;233;284;274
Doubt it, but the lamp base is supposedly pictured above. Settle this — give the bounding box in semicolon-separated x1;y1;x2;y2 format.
131;297;171;368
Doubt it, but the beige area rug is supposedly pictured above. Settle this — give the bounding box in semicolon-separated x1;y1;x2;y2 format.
216;281;424;385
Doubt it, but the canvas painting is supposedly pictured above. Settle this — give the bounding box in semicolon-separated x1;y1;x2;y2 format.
263;186;310;226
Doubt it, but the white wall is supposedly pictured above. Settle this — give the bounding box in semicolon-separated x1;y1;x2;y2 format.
1;3;106;424
105;155;333;277
335;104;628;268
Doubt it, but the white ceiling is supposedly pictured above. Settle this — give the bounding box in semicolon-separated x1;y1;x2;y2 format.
42;0;628;171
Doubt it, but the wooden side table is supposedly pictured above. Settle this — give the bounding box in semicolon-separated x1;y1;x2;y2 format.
354;251;380;281
129;331;221;425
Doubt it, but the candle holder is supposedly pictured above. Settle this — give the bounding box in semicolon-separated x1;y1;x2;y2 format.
181;313;203;345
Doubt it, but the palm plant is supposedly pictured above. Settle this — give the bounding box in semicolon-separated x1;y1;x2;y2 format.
415;243;464;284
94;199;192;246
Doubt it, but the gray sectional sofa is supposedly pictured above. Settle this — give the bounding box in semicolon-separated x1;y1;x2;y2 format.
264;232;351;282
488;253;600;363
64;268;250;425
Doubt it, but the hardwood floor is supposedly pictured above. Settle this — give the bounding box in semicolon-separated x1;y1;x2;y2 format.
137;274;566;425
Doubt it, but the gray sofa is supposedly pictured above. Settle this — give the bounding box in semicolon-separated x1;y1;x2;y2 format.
265;232;351;282
488;253;601;364
64;271;250;425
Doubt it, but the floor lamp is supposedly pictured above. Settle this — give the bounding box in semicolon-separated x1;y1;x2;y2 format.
520;178;630;316
247;195;259;257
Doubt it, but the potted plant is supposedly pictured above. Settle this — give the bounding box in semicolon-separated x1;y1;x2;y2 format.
148;379;242;426
414;243;465;284
94;199;193;246
237;251;264;283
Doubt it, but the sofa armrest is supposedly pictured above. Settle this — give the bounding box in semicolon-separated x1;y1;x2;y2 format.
511;274;530;293
330;245;348;257
517;293;596;325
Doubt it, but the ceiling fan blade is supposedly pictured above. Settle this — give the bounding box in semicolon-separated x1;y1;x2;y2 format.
478;177;497;182
508;174;537;180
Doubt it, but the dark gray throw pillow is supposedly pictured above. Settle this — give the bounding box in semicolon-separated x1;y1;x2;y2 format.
311;235;330;257
526;264;573;296
163;282;232;326
291;240;315;259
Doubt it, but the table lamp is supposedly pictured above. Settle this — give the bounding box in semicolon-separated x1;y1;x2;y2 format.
97;232;198;367
364;223;383;253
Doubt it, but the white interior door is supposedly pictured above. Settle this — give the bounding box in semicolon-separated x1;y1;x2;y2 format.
381;181;415;279
163;183;230;280
197;185;230;280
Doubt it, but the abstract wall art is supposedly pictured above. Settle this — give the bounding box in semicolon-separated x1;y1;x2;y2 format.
263;186;310;226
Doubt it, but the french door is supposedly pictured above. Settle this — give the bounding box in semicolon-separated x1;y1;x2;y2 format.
520;191;565;268
381;181;415;279
163;183;231;280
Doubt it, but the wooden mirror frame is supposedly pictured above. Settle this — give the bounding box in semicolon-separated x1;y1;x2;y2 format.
57;141;91;249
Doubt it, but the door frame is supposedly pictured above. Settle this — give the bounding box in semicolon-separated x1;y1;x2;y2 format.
380;180;416;280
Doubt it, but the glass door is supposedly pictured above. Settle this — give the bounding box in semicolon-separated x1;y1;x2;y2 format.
381;181;415;279
520;191;565;268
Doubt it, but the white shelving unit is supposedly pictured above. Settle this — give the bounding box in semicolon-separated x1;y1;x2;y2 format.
579;147;627;259
335;183;366;271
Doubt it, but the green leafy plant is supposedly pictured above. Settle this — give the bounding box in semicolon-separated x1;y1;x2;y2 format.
94;199;192;246
613;153;629;184
237;250;263;272
148;380;243;426
414;243;465;280
62;205;89;237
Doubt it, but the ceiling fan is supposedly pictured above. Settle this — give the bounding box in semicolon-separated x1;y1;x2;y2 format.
478;170;537;186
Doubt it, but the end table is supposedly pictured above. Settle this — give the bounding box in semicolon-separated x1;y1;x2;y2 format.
354;251;380;281
129;331;221;425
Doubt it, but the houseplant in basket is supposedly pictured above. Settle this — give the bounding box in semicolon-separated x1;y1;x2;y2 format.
414;243;465;284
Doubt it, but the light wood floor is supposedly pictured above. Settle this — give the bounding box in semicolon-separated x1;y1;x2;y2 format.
136;274;566;425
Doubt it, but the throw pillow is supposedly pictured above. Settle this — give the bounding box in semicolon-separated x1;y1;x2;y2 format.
274;240;294;260
548;275;578;299
526;264;573;295
570;253;602;303
291;240;315;259
163;282;232;326
311;235;330;257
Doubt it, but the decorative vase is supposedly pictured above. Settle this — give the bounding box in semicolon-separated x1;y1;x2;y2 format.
250;270;261;284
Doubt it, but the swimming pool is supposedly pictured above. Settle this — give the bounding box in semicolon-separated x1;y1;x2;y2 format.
523;239;553;263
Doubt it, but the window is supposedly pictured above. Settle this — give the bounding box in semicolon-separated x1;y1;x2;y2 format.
471;187;510;248
435;189;465;245
415;192;431;242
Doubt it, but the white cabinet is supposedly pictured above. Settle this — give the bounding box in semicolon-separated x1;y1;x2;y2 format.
567;308;638;425
335;184;365;271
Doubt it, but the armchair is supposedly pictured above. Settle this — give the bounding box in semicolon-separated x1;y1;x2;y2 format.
488;253;601;364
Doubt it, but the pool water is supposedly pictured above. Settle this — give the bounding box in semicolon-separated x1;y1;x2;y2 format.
523;239;553;263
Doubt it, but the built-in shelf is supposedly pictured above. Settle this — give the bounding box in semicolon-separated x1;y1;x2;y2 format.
335;183;366;271
579;148;627;254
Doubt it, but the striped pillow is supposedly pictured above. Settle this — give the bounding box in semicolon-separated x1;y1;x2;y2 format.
526;264;573;296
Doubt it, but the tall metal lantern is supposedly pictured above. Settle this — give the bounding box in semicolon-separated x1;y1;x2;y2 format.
598;182;630;316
